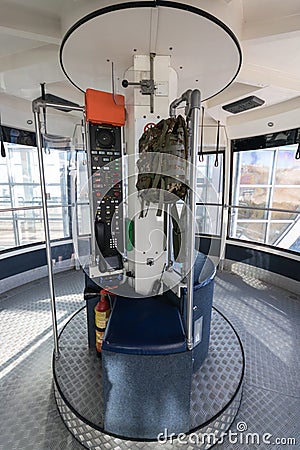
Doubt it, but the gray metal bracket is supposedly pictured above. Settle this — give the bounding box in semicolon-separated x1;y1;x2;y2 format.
122;52;156;113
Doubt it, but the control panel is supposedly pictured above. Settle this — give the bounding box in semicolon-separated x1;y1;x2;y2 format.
89;123;123;272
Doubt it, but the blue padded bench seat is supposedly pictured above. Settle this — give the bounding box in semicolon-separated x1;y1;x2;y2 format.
102;295;186;355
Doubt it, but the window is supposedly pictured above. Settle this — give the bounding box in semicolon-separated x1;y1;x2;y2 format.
0;139;71;251
230;140;300;253
75;149;90;236
196;152;224;236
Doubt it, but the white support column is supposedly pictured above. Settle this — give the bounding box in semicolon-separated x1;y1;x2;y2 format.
125;54;178;295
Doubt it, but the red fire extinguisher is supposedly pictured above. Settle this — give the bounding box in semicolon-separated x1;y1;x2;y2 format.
95;289;111;354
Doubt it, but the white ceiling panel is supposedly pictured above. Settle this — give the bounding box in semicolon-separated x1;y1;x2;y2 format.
0;32;46;58
243;0;300;23
0;0;298;127
0;0;63;17
243;32;300;76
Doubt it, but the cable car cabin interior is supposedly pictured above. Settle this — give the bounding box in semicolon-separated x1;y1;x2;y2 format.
0;1;299;449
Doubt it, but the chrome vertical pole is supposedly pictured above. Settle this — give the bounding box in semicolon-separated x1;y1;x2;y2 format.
186;89;201;351
33;107;59;357
150;52;155;114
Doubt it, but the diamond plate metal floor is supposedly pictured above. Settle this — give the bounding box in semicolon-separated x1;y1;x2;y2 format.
53;306;244;447
0;268;299;449
0;270;85;450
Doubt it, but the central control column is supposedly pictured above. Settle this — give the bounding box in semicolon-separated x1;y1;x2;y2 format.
89;123;123;273
84;89;125;282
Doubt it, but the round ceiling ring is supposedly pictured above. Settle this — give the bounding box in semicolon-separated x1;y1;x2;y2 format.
60;0;242;100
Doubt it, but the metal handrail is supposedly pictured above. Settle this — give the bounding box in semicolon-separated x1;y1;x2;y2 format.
0;204;72;213
229;204;299;215
32;99;84;358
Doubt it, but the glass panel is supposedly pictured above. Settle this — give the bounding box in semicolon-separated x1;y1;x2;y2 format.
0;213;15;249
16;209;70;245
196;153;223;204
275;146;300;185
17;215;44;246
238;187;270;211
230;142;300;253
44;150;69;207
231;219;267;243
77;204;91;235
196;204;222;236
49;219;65;240
290;237;300;252
7;144;40;184
49;205;70;239
271;209;298;221
0;137;74;252
236;206;267;221
77;151;89;192
236;150;274;185
11;184;41;208
272;187;300;212
268;222;293;246
44;150;68;186
0;185;11;209
47;205;64;219
0;146;9;183
267;211;300;251
43;149;70;240
76;153;90;237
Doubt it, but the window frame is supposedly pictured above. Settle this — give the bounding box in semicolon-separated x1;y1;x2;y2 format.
228;128;300;256
0;128;73;252
195;149;225;238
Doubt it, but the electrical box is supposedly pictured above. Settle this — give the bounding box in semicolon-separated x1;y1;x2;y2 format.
85;89;125;126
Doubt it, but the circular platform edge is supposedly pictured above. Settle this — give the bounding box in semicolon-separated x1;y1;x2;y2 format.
53;305;245;449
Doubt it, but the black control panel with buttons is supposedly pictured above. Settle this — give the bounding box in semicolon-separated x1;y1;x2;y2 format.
89;123;123;272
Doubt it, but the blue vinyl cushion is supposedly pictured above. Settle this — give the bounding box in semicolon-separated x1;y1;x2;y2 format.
102;295;186;355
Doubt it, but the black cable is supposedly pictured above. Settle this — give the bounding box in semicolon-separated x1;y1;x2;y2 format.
0;113;6;157
214;120;220;167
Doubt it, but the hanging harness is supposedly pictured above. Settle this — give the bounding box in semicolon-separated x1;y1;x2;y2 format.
136;115;189;262
136;115;189;217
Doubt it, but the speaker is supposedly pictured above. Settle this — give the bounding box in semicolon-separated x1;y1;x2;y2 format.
95;126;115;148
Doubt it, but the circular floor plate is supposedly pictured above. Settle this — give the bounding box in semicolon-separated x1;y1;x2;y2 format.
54;307;244;449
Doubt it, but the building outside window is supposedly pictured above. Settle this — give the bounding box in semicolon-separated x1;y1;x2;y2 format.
1;126;299;256
230;143;300;253
0;141;70;251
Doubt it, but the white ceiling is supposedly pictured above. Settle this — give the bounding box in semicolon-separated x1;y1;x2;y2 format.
0;0;300;127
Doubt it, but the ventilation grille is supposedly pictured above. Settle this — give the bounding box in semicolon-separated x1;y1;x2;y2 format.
222;96;265;114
